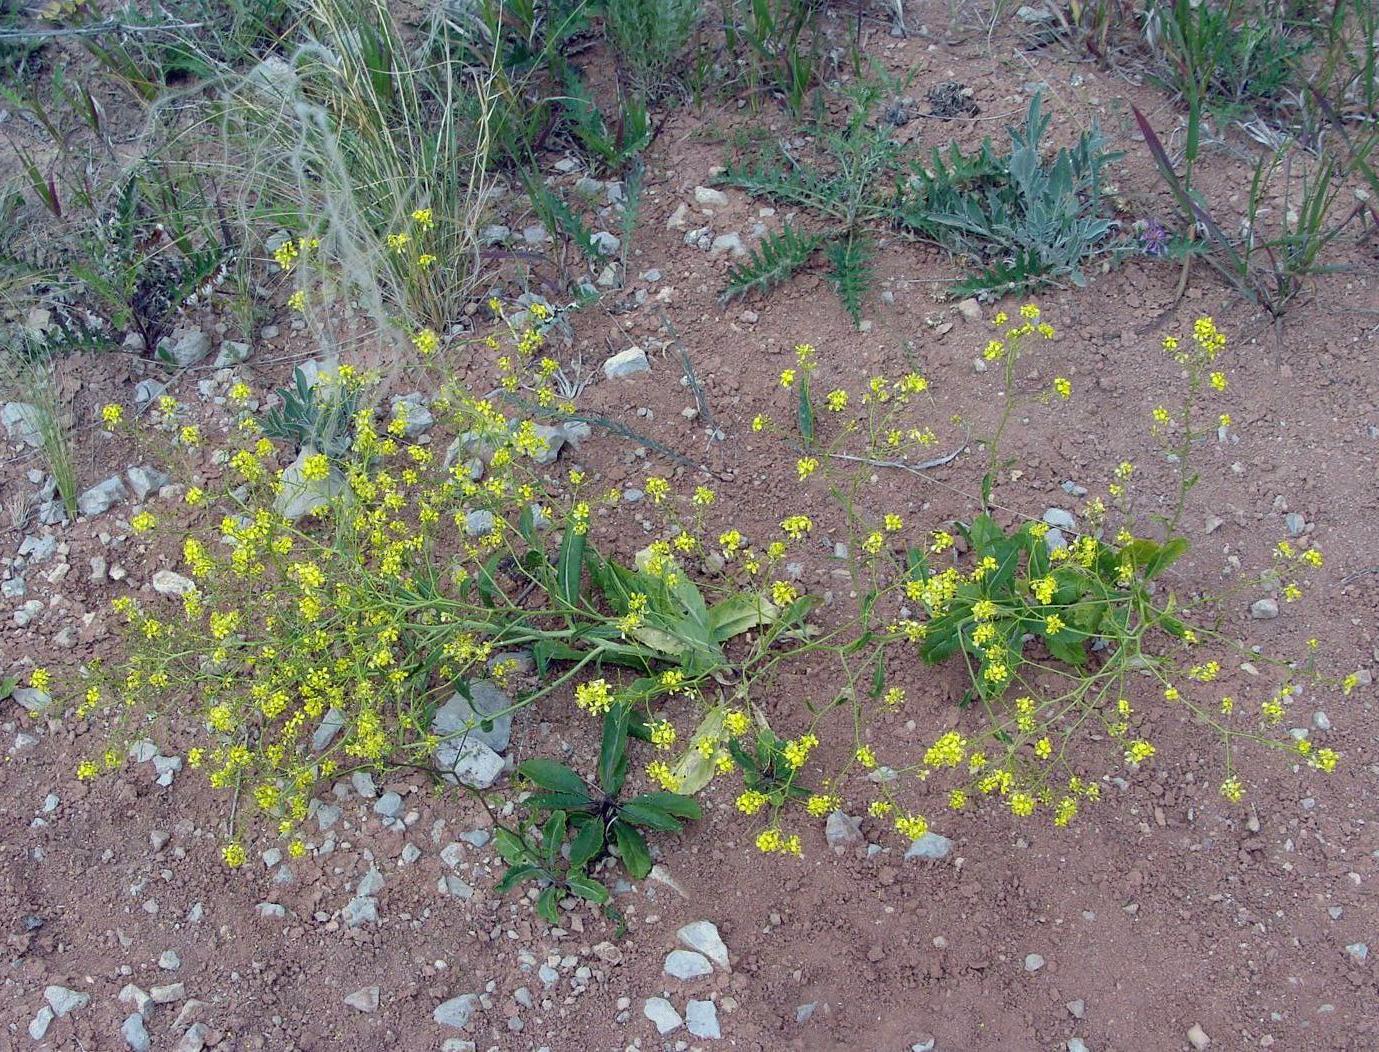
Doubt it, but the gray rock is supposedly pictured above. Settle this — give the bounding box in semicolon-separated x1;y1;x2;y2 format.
459;828;491;848
436;738;505;789
152;570;197;597
389;394;435;438
1345;942;1368;962
664;949;712;980
644;996;683;1034
156;328;211;367
150;983;186;1004
173;1022;212;1051
342;895;378;927
685;999;721;1039
905;831;954;861
1044;527;1068;553
29;1006;54;1040
590;230;620;255
439;874;474;898
213;340;252;367
2;402;43;447
13;686;49;713
957;297;983;322
796;1002;817;1024
351;770;377;798
1067;1039;1089;1052
357;867;385;896
275;447;348;521
1;576;24;599
434;993;479;1029
158;949;181;970
344;985;380;1012
45;984;90;1016
463;509;494;537
678;920;730;971
825;810;864;849
433;681;514;753
312;707;346;751
1025;953;1045;972
1017;3;1055;22
604;347;650;379
122;1011;152;1051
315;802;342;831
369;788;401;817
1042;507;1077;531
911;1036;936;1052
1251;598;1280;620
1285;512;1306;537
709;232;746;257
531;423;571;465
135;379;167;405
79;475;128;516
18;534;58;564
127;465;171;501
1187;1023;1211;1050
480;225;510;245
1066;999;1085;1019
693;186;728;208
245;54;297;99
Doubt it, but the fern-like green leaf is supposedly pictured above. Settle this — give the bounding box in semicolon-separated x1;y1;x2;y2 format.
720;224;821;303
825;235;870;325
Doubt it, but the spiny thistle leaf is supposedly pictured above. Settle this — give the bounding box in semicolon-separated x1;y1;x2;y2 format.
720;224;821;303
825;234;870;325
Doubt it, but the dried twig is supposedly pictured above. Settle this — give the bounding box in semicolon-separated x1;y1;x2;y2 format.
0;19;203;42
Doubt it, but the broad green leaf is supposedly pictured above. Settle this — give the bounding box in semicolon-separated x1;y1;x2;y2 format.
599;703;631;795
493;828;530;865
628;791;702;821
541;811;567;863
707;593;780;642
1144;536;1190;580
619;800;685;831
567;873;610;904
517;759;589;798
556;520;587;608
494;863;541;893
569;818;605;868
669;707;727;794
613;821;652;879
797;372;815;445
536;884;560;925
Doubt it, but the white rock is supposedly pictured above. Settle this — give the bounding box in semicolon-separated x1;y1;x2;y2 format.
434;993;479;1029
604;347;650;379
122;1012;152;1051
677;920;730;971
78;476;128;516
344;985;380;1012
1187;1023;1211;1050
156;328;211;367
957;297;982;322
664;949;712;980
435;738;505;789
127;465;171;501
152;570;196;597
905;831;954;861
1024;953;1045;972
1042;507;1077;531
694;186;728;208
44;984;89;1016
158;949;181;970
709;232;746;257
685;998;721;1039
150;982;186;1004
643;996;683;1034
28;1006;54;1040
275;447;348;521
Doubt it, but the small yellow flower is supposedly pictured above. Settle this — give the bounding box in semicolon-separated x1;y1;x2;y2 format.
130;510;157;534
101;403;124;429
779;368;796;388
287;290;307;312
411;328;440;356
1053;377;1072;399
222;842;247;867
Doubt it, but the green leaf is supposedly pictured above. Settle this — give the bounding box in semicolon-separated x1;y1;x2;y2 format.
494;828;530;865
707;593;780;642
567;873;610;904
517;759;590;799
542;811;568;863
524;791;593;811
670;706;727;794
599;703;632;795
797;371;815;445
619;800;685;831
613;821;652;879
1144;536;1190;580
628;791;702;821
569;818;606;868
494;863;541;893
556;519;587;609
536;884;561;925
